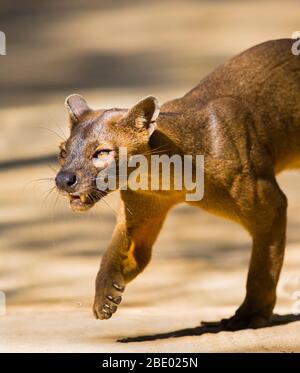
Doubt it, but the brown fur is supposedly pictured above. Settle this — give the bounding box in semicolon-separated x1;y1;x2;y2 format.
56;39;300;330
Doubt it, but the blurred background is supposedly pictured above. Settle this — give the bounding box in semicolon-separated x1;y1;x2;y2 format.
1;0;300;352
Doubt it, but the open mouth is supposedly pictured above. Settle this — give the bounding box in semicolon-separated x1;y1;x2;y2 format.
68;192;96;211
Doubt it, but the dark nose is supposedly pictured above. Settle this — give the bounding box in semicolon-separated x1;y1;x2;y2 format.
55;171;77;192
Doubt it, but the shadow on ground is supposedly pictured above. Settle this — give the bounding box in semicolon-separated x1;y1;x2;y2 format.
118;314;300;343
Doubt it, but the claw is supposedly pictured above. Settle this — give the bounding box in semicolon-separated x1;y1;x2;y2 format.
107;295;122;305
104;303;118;313
102;308;112;319
114;296;122;304
113;283;125;292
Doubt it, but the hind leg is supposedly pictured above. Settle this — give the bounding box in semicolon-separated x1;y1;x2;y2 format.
221;177;287;330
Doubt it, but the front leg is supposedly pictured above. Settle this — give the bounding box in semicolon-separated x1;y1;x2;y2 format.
92;222;129;320
93;192;171;320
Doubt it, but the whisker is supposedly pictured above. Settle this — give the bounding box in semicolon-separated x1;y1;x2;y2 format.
141;144;171;155
53;189;60;211
27;177;54;184
36;126;66;142
54;122;68;141
47;164;59;174
98;195;118;216
87;188;118;217
41;185;56;201
142;149;170;156
24;177;55;191
44;113;68;141
124;202;133;216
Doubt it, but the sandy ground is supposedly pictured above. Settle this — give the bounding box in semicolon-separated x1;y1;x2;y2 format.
1;0;300;353
1;166;300;352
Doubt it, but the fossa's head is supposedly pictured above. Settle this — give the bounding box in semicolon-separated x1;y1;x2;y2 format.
55;94;159;211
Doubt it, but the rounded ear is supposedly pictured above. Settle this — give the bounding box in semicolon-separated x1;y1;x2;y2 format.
65;94;91;124
126;96;160;137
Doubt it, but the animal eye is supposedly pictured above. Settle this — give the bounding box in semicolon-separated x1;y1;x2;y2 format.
93;149;111;159
59;143;67;160
60;148;67;158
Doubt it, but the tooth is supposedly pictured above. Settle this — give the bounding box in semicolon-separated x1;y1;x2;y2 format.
80;194;86;203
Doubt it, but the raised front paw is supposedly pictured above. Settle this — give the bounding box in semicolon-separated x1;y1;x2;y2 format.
93;273;125;320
